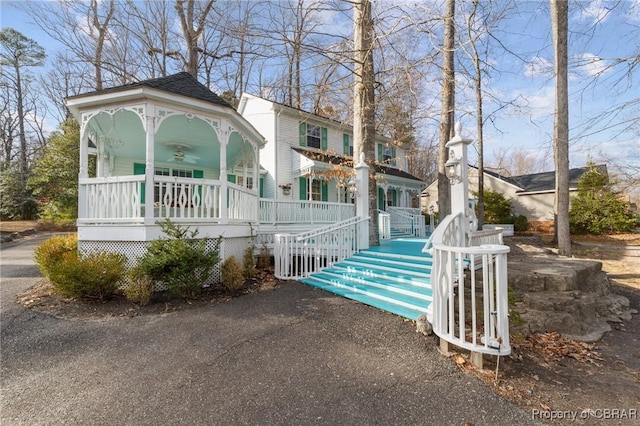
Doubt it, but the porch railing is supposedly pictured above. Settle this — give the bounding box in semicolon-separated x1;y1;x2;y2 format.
387;207;426;237
259;199;355;224
79;175;259;223
378;210;391;240
425;211;511;357
274;216;370;280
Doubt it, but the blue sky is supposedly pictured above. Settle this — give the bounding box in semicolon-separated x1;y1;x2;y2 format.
1;0;638;180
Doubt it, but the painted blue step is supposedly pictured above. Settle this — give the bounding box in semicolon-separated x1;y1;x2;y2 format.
330;263;431;288
299;276;427;321
298;238;433;321
318;269;432;301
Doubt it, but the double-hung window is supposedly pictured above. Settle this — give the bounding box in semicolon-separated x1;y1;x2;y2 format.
299;122;327;150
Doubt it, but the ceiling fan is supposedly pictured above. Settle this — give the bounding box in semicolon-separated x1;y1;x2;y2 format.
166;143;199;164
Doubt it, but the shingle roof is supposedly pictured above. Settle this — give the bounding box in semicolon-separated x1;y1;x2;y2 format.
292;147;424;182
477;164;608;193
67;72;233;108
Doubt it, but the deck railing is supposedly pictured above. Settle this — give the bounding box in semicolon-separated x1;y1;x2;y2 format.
387;207;426;237
274;216;369;280
425;211;511;357
378;210;391;240
79;175;259;224
259;199;354;224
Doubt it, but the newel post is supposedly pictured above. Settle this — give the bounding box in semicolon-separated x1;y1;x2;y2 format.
446;122;473;238
355;152;370;250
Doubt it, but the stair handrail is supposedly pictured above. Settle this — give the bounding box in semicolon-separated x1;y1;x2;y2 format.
274;216;370;280
424;211;511;358
387;208;424;237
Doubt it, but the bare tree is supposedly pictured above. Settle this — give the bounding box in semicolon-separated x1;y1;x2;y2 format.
175;0;217;77
0;28;45;196
353;0;379;245
550;0;570;256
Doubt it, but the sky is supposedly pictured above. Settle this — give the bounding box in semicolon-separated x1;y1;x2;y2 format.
1;0;638;181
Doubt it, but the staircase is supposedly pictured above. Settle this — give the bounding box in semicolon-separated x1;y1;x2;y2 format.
299;238;432;320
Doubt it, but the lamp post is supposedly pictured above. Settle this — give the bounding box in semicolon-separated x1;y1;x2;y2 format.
446;122;473;235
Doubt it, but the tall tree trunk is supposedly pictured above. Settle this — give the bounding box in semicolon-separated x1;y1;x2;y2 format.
438;0;455;218
353;0;378;245
550;0;571;256
469;0;484;230
90;0;115;90
14;62;27;198
176;0;216;78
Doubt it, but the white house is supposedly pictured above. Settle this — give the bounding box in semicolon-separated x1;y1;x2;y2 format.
237;93;425;211
422;164;608;222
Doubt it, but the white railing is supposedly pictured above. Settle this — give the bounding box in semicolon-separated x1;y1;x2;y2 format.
259;199;355;224
387;207;425;237
425;211;511;357
274;216;370;280
80;175;145;222
155;176;221;220
378;210;391;240
469;229;503;247
431;243;511;356
79;175;260;223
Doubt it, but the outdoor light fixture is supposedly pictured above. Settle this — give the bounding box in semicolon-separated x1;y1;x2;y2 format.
445;150;461;184
348;176;357;199
174;146;185;162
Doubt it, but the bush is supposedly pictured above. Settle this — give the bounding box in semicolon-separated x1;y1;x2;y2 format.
256;243;271;269
242;244;255;279
136;219;221;299
34;234;78;277
48;251;126;300
478;190;513;224
124;266;154;306
221;256;244;293
513;215;529;232
569;165;638;234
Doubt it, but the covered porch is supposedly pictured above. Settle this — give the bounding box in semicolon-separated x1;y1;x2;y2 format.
66;73;265;242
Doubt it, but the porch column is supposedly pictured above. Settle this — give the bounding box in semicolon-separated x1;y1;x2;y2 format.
446;122;473;235
355;153;369;250
78;115;89;220
220;127;228;224
144;105;155;225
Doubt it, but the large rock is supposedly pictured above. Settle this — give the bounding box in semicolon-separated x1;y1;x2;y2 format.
505;236;636;342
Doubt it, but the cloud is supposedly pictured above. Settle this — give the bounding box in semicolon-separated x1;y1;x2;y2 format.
578;0;612;24
575;53;610;77
524;57;553;79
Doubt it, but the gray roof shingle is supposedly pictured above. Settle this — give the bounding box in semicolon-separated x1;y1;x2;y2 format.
67;72;233;108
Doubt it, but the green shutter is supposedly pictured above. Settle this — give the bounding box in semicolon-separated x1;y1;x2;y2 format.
133;163;146;203
227;174;236;184
378;187;384;211
392;189;397;206
391;147;397;166
321;127;328;150
377;144;383;162
299;122;307;146
193;170;203;204
321;181;328;202
343;134;350;155
299;177;307;200
259;177;264;198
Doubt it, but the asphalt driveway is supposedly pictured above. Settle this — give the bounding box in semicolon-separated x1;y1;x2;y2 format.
1;234;537;425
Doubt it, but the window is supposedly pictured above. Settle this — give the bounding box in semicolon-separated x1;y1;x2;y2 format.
383;146;393;163
236;176;253;189
307;124;321;149
154;167;193;204
300;122;327;150
311;179;321;201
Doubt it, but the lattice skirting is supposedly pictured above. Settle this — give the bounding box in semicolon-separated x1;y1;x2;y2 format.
79;236;252;290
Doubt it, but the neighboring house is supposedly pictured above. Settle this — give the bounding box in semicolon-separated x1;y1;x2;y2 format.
66;72;266;267
237;93;425;211
422;164;608;221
